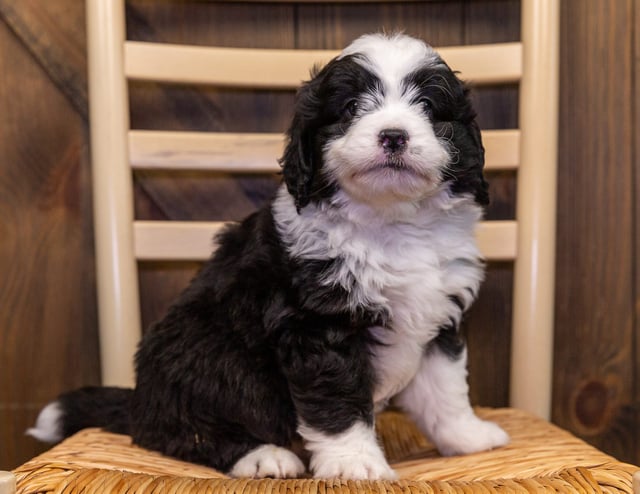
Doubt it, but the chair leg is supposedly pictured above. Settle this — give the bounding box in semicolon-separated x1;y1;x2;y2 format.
0;471;16;494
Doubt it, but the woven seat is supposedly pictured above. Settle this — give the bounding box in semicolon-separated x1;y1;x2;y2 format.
12;409;638;494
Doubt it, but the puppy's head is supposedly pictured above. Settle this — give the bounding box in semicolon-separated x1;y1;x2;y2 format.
281;33;488;211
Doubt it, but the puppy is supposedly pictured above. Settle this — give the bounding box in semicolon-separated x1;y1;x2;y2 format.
29;33;509;480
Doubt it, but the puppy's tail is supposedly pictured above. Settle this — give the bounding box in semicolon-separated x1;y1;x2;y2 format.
27;386;133;443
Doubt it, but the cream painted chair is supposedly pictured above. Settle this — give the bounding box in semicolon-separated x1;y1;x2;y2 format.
93;1;552;419
8;1;640;493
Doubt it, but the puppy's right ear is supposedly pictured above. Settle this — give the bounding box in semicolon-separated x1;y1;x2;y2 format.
280;72;322;212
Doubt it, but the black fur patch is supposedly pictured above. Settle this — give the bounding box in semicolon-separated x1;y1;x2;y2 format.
57;386;132;437
432;321;466;359
432;293;471;359
403;65;489;205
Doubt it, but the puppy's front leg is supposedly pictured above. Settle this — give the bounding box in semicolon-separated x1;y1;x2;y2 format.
395;344;509;456
298;419;395;480
279;327;396;480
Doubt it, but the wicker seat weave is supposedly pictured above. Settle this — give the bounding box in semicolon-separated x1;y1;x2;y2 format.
13;409;638;494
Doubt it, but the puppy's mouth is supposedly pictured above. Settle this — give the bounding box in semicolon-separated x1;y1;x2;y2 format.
365;158;424;177
377;159;411;171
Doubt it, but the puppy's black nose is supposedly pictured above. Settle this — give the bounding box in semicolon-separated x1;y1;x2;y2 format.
379;129;409;154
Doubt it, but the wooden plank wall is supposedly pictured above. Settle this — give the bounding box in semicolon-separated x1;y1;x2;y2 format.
0;0;638;471
0;0;99;468
554;0;637;458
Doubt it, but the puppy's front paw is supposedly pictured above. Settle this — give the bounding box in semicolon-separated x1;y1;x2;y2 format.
434;416;509;456
300;420;396;480
311;451;397;480
230;444;305;478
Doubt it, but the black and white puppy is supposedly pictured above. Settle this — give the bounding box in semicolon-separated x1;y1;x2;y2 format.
29;33;509;480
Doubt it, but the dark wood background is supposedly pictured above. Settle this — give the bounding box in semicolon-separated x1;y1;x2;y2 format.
1;0;638;470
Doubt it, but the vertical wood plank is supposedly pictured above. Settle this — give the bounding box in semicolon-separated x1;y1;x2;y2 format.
0;0;88;117
0;12;99;468
633;0;640;465
554;0;635;462
0;409;49;471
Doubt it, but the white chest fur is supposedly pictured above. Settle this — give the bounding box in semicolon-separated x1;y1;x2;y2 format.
273;187;485;406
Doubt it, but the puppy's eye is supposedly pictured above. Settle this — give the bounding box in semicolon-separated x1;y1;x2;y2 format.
420;98;434;115
344;99;359;117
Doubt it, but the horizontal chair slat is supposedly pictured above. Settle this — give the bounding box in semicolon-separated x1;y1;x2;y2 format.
125;41;522;88
483;129;520;170
129;131;283;172
129;129;520;172
221;0;431;2
134;220;517;262
476;220;518;261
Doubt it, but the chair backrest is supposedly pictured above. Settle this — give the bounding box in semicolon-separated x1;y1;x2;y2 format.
86;0;558;419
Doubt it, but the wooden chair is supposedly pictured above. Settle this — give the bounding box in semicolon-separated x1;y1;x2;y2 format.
6;0;640;493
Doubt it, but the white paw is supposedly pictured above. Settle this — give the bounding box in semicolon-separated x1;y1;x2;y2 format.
311;450;397;480
433;416;510;456
299;420;397;480
230;445;306;478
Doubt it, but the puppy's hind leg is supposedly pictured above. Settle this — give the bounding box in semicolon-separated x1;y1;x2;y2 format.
395;344;509;456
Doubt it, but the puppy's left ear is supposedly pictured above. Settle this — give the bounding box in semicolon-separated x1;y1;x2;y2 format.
449;117;489;206
279;74;322;212
465;119;489;206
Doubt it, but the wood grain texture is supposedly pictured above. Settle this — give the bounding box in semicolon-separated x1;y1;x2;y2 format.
0;0;87;118
553;0;636;463
0;6;99;469
296;2;464;49
0;409;49;471
635;0;640;466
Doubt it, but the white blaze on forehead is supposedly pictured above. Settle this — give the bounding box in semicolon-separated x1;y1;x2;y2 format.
339;33;441;95
320;33;453;207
